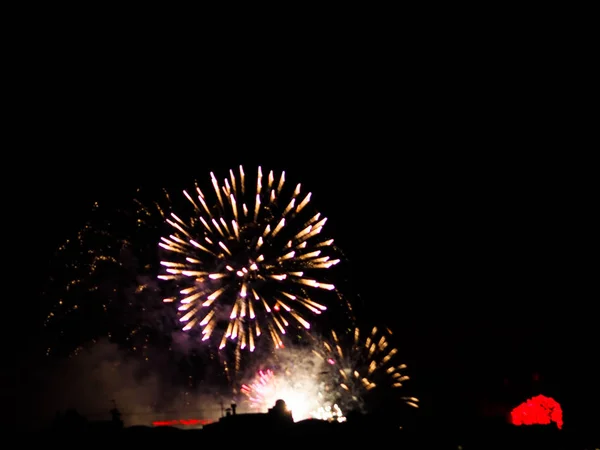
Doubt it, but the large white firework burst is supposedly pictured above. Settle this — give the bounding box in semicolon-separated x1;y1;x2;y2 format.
158;166;340;352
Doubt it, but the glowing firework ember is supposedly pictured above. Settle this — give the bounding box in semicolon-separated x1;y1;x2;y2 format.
314;327;419;411
240;369;345;422
42;199;171;359
158;166;341;352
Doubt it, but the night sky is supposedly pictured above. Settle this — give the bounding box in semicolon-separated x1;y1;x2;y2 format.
25;149;595;426
13;55;596;433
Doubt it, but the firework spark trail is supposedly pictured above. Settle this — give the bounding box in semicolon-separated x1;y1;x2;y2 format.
240;369;345;422
158;166;341;353
314;326;419;411
42;199;172;359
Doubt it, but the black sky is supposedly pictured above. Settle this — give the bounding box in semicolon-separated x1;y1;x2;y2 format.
28;145;596;425
13;41;597;431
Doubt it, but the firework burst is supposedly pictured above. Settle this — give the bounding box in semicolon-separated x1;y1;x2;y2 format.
314;326;419;411
158;166;341;353
240;368;345;422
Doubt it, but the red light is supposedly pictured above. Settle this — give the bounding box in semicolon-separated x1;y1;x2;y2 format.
152;418;213;427
510;395;563;429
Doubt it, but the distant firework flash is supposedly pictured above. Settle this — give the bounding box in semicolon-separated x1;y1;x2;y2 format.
158;166;342;353
314;327;419;411
240;369;345;422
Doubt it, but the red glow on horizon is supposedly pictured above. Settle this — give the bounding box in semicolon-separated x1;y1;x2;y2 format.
510;395;563;429
152;418;213;427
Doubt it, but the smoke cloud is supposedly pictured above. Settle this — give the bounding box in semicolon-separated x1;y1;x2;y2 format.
17;339;229;431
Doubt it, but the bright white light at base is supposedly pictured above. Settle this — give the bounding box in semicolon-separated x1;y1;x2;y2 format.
312;404;346;423
258;388;345;422
241;369;346;422
267;388;313;421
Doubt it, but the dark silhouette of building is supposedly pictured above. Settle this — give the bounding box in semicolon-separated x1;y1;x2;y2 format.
202;399;295;434
39;399;597;447
50;403;123;433
268;399;293;423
